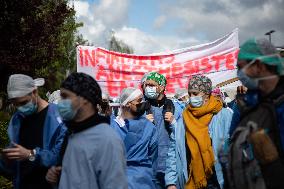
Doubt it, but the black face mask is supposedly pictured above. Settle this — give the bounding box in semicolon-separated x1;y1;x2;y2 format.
131;101;151;117
100;101;109;112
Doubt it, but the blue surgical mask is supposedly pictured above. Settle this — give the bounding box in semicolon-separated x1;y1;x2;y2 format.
17;100;37;116
145;86;159;99
189;96;204;108
57;99;77;121
237;69;258;90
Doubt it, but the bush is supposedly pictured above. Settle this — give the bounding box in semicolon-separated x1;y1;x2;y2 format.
0;176;13;189
0;111;13;189
0;112;10;148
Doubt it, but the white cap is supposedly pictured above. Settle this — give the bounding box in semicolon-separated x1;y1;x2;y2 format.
120;87;142;106
7;74;45;99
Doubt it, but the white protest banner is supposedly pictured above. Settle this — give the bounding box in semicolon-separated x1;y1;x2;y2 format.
77;29;240;97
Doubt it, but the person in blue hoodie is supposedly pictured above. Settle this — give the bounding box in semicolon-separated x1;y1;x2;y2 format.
110;87;158;189
0;74;67;189
141;72;186;189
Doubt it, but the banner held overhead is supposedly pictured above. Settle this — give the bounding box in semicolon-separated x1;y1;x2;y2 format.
77;29;240;97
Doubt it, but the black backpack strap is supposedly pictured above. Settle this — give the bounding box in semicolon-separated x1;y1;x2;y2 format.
163;98;175;135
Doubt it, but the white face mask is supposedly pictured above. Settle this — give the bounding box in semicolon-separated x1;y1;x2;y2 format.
189;96;204;108
144;86;159;99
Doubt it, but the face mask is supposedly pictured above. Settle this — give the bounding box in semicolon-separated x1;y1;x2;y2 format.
237;69;259;90
131;101;150;117
57;99;78;121
238;55;281;90
144;86;159;99
189;96;204;108
18;100;37;116
237;68;278;90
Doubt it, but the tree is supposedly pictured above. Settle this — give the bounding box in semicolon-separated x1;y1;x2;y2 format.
0;0;88;94
108;31;134;54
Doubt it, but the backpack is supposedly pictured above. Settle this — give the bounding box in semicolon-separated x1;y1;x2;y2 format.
146;98;175;135
227;95;284;189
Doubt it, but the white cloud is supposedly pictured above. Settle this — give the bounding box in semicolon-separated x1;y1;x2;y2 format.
157;0;284;46
74;0;284;55
73;1;90;17
114;26;200;54
153;15;167;29
74;0;201;54
92;0;129;27
74;0;131;48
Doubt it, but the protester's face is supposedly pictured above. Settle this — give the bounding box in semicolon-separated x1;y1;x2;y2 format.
144;80;164;94
188;89;205;98
60;88;81;109
11;90;37;108
127;95;143;112
237;59;260;78
188;89;209;105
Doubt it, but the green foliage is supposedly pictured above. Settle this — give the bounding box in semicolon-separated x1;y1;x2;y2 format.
0;112;10;148
0;0;88;94
0;177;13;189
0;108;12;188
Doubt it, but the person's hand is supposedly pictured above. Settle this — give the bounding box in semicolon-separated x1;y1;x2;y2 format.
46;166;62;185
146;114;154;123
2;143;31;161
167;185;177;189
165;112;175;124
237;86;248;95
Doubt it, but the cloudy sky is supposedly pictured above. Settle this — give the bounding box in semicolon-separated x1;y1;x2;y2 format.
73;0;284;54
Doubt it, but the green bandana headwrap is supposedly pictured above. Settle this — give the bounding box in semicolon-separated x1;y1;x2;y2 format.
146;72;167;86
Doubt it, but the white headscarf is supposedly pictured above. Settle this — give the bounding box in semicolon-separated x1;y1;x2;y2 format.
120;87;142;106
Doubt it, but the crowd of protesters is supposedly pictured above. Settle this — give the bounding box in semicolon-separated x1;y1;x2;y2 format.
0;38;284;189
